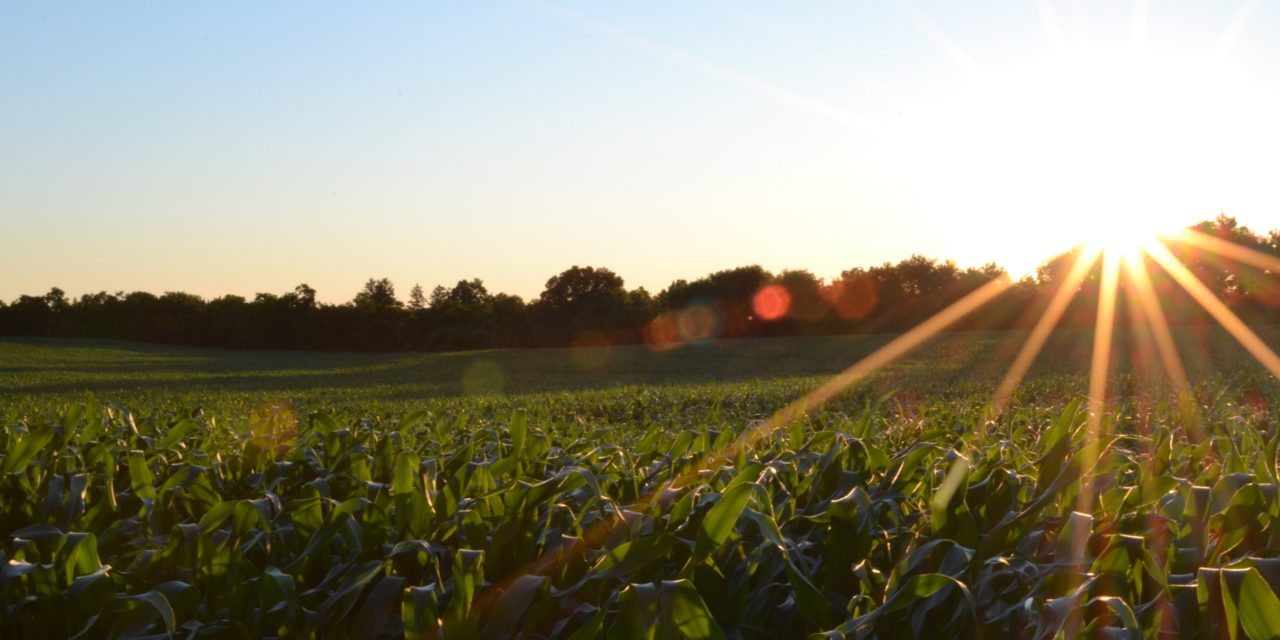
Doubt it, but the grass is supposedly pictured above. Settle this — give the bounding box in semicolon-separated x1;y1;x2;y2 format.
5;327;1280;638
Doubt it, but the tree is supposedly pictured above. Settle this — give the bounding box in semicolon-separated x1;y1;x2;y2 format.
828;267;879;323
45;287;70;313
489;293;530;347
534;266;631;345
655;265;774;339
291;284;317;310
428;285;448;307
408;284;427;311
439;279;491;307
353;278;401;310
348;278;405;350
774;269;826;323
421;279;499;350
538;267;624;309
658;265;771;311
1;292;58;336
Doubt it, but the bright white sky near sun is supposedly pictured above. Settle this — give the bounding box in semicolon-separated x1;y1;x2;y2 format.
4;1;1280;303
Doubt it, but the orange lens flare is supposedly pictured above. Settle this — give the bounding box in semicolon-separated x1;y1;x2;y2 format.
823;275;879;320
752;284;791;321
643;312;681;351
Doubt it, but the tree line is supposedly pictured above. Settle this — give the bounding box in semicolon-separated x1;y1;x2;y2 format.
2;215;1277;352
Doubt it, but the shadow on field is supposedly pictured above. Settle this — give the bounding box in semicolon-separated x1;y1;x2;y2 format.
0;325;1272;401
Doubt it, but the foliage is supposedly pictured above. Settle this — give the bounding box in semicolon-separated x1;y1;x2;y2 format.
6;330;1280;636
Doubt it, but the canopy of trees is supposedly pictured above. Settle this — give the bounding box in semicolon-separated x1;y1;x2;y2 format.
2;216;1276;352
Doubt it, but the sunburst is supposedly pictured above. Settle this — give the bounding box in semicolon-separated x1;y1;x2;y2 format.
467;2;1280;621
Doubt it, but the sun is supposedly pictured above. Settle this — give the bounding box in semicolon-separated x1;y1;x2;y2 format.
919;36;1279;277
1087;218;1160;262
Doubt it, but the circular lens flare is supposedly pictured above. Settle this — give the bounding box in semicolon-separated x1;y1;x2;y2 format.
752;285;791;321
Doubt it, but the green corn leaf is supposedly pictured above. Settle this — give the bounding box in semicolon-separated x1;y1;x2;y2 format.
693;483;753;563
2;427;55;474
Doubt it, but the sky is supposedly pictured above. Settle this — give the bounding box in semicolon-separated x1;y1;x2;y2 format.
4;1;1280;304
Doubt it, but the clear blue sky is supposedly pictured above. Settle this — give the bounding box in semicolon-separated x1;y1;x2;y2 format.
4;1;1279;303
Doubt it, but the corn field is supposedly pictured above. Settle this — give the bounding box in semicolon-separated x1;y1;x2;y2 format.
5;366;1280;638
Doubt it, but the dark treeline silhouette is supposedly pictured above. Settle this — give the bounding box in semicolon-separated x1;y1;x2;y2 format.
3;215;1278;352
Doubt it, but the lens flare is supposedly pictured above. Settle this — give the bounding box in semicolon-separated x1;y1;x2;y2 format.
460;360;505;395
249;402;298;458
676;304;720;342
752;284;791;321
824;275;878;320
643;312;681;351
570;331;613;370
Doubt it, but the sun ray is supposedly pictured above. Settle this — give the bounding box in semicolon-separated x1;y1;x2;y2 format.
990;246;1101;417
1123;251;1202;437
1121;268;1161;398
1145;239;1280;379
1077;251;1121;517
1117;248;1197;633
1119;253;1180;633
1122;267;1154;365
710;275;1011;469
1170;228;1280;315
1064;249;1120;637
1170;227;1280;274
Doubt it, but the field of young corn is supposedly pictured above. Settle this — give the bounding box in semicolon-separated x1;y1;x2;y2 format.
4;335;1280;638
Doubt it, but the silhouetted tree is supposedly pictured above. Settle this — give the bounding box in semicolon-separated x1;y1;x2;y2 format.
423;279;497;350
350;278;404;350
775;269;826;327
534;266;637;345
353;278;400;311
408;284;426;311
291;284;317;309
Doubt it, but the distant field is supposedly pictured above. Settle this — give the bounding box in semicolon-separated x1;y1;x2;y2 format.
5;328;1280;637
2;325;1271;412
